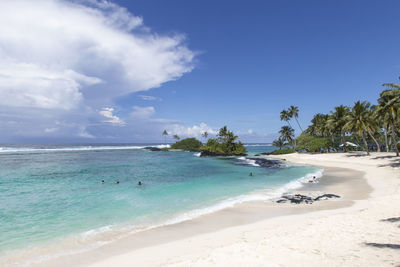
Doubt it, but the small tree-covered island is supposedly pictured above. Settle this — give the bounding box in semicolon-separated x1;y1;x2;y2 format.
167;126;247;156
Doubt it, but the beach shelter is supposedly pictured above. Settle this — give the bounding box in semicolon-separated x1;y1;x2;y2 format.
339;142;358;147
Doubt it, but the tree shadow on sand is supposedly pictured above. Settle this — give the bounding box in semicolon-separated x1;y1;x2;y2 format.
345;153;369;158
381;217;400;222
377;161;400;168
365;243;400;249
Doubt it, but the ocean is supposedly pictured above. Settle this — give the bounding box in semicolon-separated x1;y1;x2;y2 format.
0;144;321;264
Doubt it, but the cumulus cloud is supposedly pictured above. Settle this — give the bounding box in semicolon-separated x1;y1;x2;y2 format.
131;106;155;119
99;107;125;125
0;0;195;139
167;122;216;139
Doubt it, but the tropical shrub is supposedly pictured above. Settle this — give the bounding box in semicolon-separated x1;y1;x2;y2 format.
200;126;247;156
170;138;203;151
296;134;332;152
269;148;296;155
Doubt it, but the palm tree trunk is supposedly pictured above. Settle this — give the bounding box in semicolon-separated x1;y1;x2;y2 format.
341;131;346;152
366;130;381;152
295;118;303;133
391;126;399;156
384;126;389;152
361;131;369;155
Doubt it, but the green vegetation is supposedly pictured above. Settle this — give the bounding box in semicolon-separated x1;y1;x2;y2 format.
296;134;332;153
269;147;296;155
272;138;285;149
200;126;247;156
275;75;400;156
171;138;203;151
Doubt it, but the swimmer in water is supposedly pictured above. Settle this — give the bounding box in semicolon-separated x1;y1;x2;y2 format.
116;181;120;184
138;181;142;186
101;180;104;184
249;172;253;176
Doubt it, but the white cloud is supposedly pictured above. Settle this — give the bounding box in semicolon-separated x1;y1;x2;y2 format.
44;127;58;133
138;95;162;101
0;0;195;139
77;126;95;138
167;122;216;139
131;106;155;119
99;107;125;125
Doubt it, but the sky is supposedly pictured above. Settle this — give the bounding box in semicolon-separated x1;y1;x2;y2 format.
0;0;399;143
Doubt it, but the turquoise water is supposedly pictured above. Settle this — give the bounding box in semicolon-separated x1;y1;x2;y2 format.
0;144;320;259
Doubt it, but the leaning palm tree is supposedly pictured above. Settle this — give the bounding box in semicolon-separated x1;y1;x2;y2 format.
377;86;400;156
173;134;180;141
280;109;293;128
288;105;303;133
162;130;168;144
327;105;350;152
279;126;295;148
344;101;373;155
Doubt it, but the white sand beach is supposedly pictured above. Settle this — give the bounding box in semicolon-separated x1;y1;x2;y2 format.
35;152;400;267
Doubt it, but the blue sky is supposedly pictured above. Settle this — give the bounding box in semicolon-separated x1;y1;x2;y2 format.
0;0;399;143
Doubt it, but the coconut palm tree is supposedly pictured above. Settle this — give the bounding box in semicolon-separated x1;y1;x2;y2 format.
280;109;293;128
344;101;374;155
327;105;350;152
202;131;208;143
173;134;180;141
272;138;285;149
288;105;303;133
306;113;330;137
279;126;295;148
162;130;168;144
377;87;400;156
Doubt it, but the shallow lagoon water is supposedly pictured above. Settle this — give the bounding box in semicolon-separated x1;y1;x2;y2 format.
0;144;320;257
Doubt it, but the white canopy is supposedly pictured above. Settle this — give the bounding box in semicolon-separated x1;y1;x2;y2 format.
339;142;358;147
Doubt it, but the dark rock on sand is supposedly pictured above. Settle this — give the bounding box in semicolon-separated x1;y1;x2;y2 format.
276;193;340;204
314;194;340;201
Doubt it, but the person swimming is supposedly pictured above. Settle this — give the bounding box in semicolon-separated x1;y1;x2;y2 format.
249;172;253;176
101;180;104;184
138;181;142;186
116;180;120;184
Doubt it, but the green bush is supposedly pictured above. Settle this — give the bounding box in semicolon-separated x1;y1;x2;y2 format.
296;134;332;152
269;148;296;155
170;138;203;151
200;126;247;156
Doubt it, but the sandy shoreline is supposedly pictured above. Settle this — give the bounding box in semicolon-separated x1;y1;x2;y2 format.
27;152;400;267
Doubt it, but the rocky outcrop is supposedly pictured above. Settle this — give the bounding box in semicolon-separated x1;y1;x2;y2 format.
199;151;247;157
247;158;284;168
144;147;163;151
276;193;340;204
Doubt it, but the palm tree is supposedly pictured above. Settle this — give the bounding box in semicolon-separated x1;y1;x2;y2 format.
288;105;303;133
173;134;180;141
377;85;400;156
279;126;295;148
280;109;293;128
344;101;374;155
162;130;168;144
202;131;208;143
272;138;285;149
327;105;350;152
306;113;330;137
